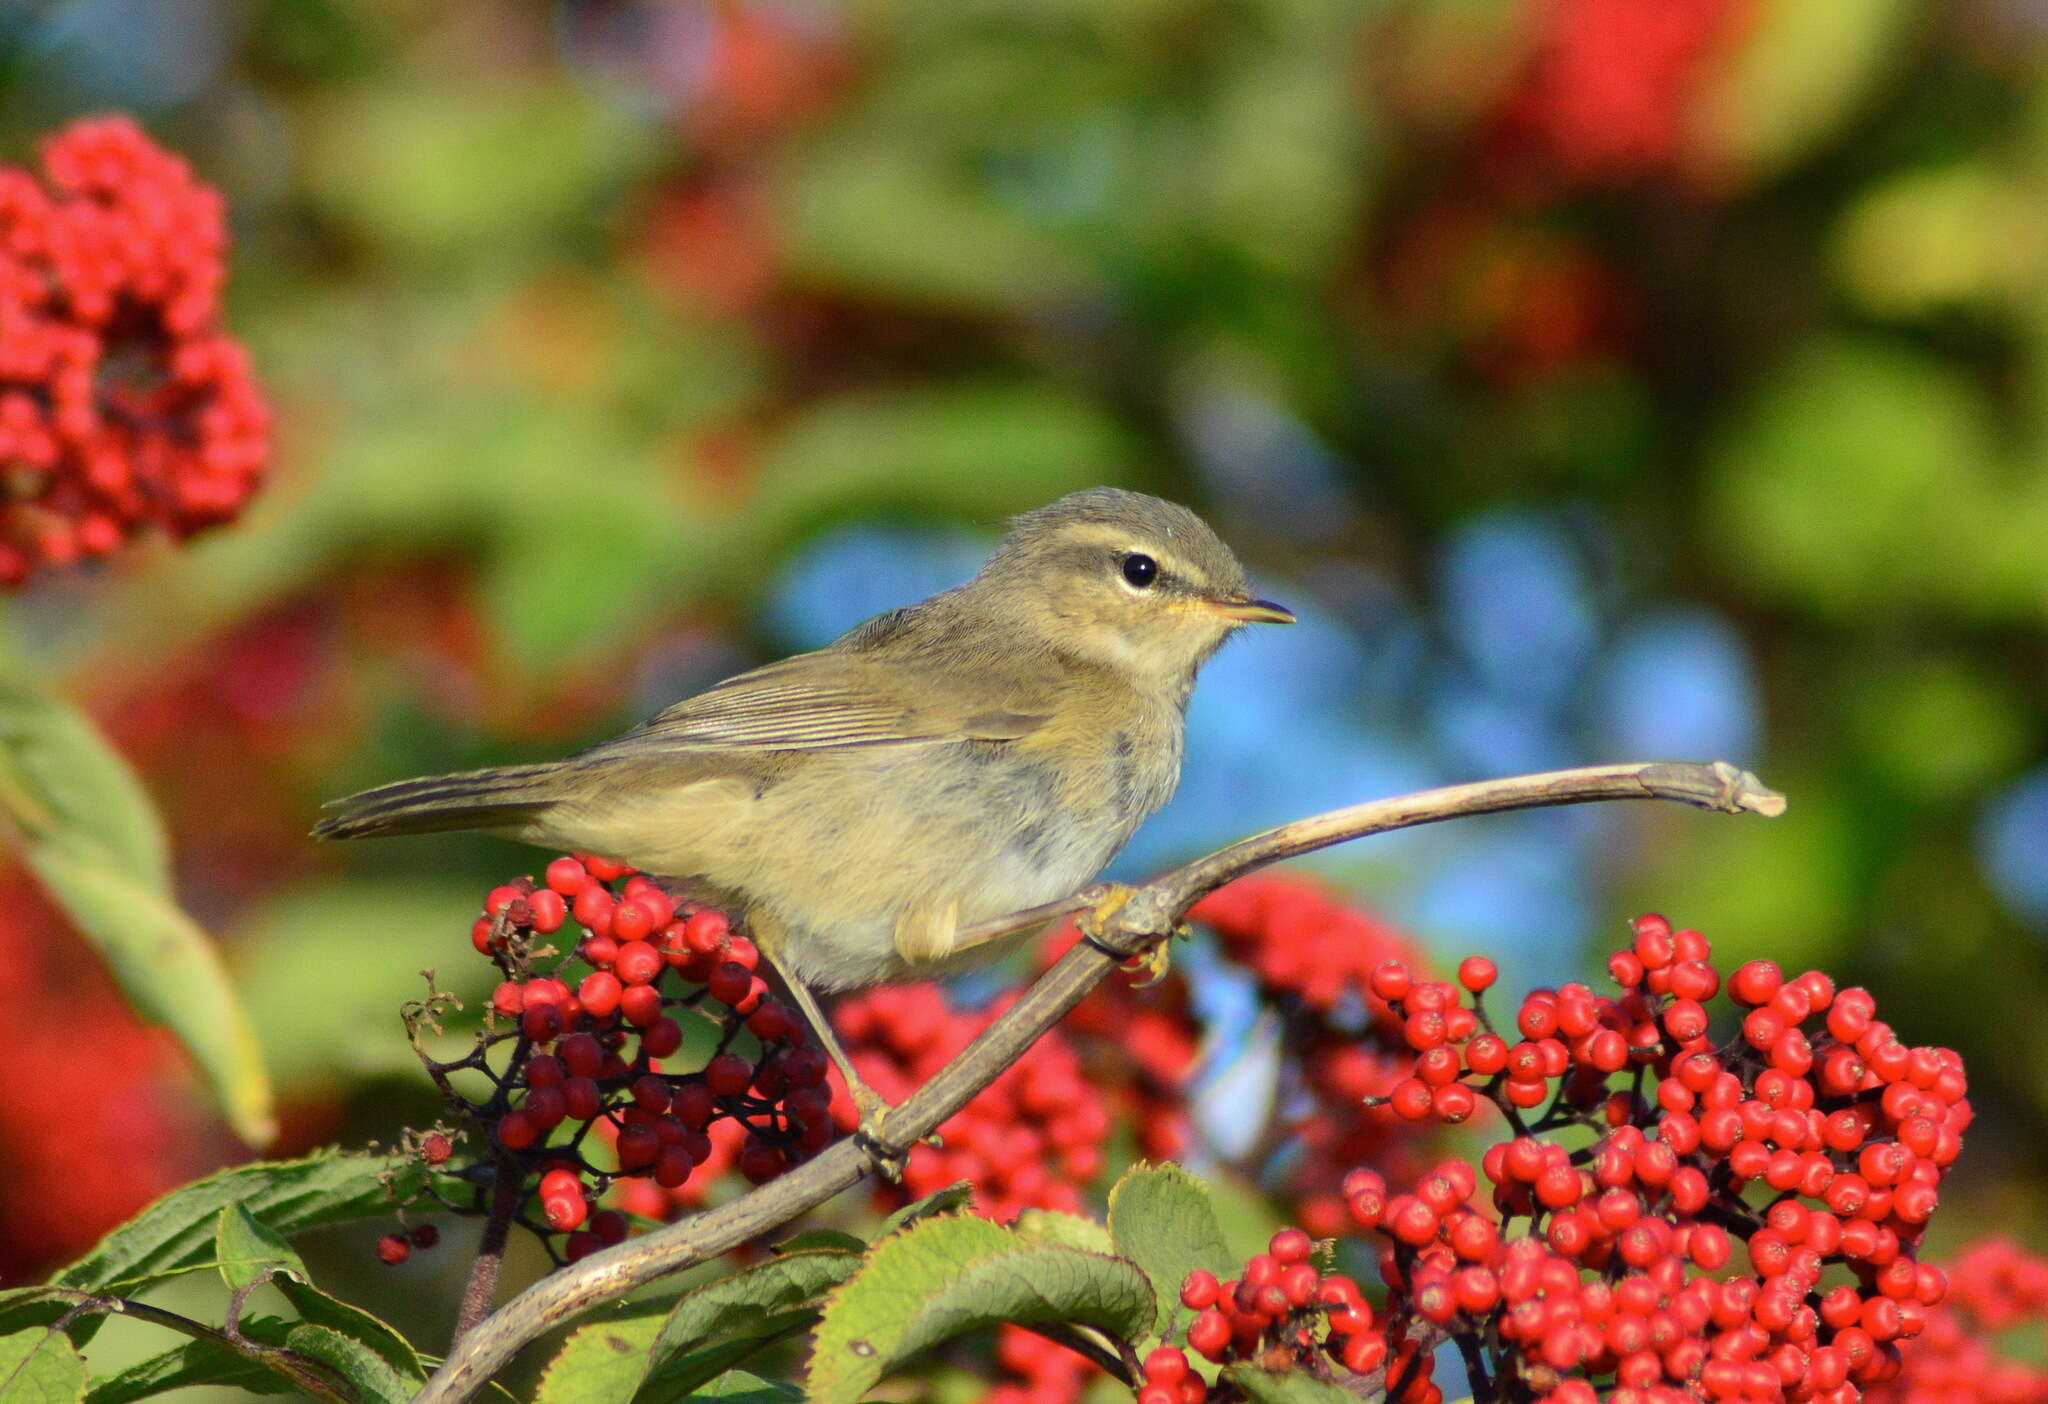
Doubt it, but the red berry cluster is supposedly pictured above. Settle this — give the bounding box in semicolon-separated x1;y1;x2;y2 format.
1865;1237;2048;1404
1166;1227;1437;1404
831;984;1108;1221
0;115;268;585
1055;948;1201;1163
431;855;836;1261
1190;875;1444;1236
1336;914;1967;1402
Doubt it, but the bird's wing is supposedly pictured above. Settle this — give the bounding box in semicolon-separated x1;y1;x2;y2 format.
583;650;1049;757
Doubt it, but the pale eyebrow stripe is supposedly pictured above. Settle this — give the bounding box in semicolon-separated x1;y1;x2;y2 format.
1052;523;1199;580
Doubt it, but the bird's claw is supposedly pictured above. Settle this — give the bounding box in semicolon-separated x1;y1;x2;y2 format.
1120;920;1188;988
1079;884;1182;986
849;1086;909;1182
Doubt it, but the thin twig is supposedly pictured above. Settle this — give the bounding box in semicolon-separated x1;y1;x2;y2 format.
411;759;1783;1404
38;1285;357;1404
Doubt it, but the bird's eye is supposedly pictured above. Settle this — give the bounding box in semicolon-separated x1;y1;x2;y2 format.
1120;553;1158;589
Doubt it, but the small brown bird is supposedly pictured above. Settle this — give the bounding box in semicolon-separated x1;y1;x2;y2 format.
315;488;1292;1132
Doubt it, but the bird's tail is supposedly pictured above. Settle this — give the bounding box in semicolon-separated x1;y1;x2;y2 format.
311;763;566;841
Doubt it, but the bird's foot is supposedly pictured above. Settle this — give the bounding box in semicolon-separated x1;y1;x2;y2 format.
1075;882;1139;950
848;1083;910;1182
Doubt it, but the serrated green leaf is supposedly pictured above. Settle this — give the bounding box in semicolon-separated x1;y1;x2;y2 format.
630;1332;806;1401
0;1290;70;1338
54;1150;424;1298
0;684;273;1146
1106;1164;1237;1338
1014;1210;1116;1254
807;1214;1154;1404
215;1206;306;1295
0;1327;86;1404
1222;1364;1379;1404
636;1248;863;1403
771;1229;868;1255
282;1321;417;1404
0;684;169;887
875;1182;975;1239
274;1279;425;1387
687;1369;804;1403
81;1330;297;1404
535;1314;663;1404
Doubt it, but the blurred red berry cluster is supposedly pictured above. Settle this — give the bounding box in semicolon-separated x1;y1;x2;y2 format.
1193;876;1445;1235
1056;875;1442;1236
832;984;1109;1221
0;879;227;1281
0;115;268;585
1866;1237;2048;1404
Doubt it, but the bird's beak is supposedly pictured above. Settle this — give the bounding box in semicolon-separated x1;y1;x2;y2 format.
1204;595;1296;625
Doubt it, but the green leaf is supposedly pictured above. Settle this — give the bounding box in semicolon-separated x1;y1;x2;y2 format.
687;1370;805;1403
807;1214;1154;1404
0;684;273;1146
54;1150;424;1298
623;1333;803;1402
282;1322;417;1404
22;840;275;1148
0;1327;87;1404
1222;1364;1381;1404
303;81;661;259
1106;1164;1237;1338
1691;0;1919;189
81;1331;297;1403
273;1279;425;1389
535;1314;662;1404
746;383;1139;550
214;1206;306;1295
770;1229;868;1255
637;1248;864;1402
0;1290;70;1338
1706;336;2042;619
778;130;1090;311
874;1181;975;1240
0;684;169;886
1014;1210;1116;1255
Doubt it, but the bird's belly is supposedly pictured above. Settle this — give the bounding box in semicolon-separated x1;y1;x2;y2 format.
749;747;1145;990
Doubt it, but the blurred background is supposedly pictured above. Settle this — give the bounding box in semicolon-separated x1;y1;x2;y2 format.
1;0;2044;1372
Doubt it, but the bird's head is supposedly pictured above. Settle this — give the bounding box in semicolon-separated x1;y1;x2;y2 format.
970;488;1293;687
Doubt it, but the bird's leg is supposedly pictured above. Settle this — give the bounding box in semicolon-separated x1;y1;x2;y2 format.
749;927;907;1179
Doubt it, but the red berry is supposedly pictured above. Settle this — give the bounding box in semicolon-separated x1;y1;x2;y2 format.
705;1053;753;1097
1457;956;1497;992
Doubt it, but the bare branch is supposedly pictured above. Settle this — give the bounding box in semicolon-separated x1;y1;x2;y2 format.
412;760;1783;1403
